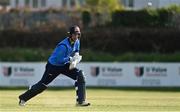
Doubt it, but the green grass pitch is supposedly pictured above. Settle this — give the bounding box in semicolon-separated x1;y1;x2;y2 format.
0;87;180;112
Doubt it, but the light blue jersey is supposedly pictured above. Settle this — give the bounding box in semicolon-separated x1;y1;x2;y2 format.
48;37;80;66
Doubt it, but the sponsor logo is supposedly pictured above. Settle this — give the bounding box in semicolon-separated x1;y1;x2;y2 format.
90;66;100;77
135;66;167;77
90;66;123;77
1;66;35;77
101;67;123;77
2;66;12;77
145;67;167;77
135;67;144;77
13;67;35;76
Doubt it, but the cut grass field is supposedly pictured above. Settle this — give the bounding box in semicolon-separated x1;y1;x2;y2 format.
0;87;180;112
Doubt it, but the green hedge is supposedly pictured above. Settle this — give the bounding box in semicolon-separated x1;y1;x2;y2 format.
0;48;52;62
82;27;180;54
111;9;172;27
0;29;66;48
1;48;180;62
1;28;180;54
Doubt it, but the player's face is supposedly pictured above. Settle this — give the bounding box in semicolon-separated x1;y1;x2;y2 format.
72;27;81;42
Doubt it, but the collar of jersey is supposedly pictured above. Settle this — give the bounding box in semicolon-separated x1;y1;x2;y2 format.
68;37;75;46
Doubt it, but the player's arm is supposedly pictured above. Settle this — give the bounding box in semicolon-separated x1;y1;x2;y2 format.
69;40;82;69
56;45;71;64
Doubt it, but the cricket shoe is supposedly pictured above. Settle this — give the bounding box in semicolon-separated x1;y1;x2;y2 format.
76;101;90;106
19;99;26;106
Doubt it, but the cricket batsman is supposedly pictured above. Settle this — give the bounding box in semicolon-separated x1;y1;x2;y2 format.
18;25;90;106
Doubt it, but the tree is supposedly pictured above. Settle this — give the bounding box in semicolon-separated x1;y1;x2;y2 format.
82;10;91;27
86;0;123;13
85;0;123;26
